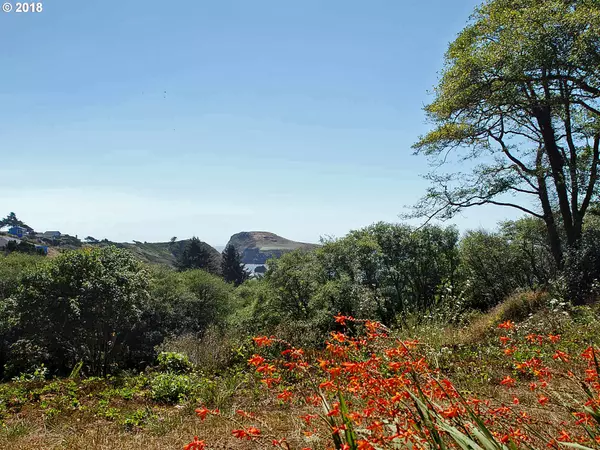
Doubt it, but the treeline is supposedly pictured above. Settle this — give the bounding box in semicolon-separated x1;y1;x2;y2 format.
0;215;599;379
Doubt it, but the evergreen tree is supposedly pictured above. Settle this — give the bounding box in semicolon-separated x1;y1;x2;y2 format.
221;244;249;286
177;237;219;273
0;212;31;230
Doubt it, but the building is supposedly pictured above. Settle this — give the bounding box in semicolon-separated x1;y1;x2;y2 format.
35;245;49;255
7;226;29;238
43;231;61;239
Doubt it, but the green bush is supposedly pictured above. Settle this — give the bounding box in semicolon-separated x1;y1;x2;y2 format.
156;352;193;374
149;373;193;403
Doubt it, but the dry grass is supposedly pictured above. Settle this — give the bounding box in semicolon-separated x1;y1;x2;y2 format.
457;290;549;344
0;404;312;450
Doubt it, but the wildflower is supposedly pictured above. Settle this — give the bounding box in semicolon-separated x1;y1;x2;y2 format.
500;376;516;387
253;336;274;347
512;396;520;405
194;407;218;420
194;407;210;420
331;424;347;434
552;350;569;362
557;430;570;442
334;314;348;325
498;320;515;330
236;409;255;418
277;390;293;402
256;364;277;375
548;334;561;343
184;436;206;450
499;336;511;346
300;414;318;425
441;406;460;418
582;346;596;361
232;429;247;439
248;354;266;366
538;395;549;405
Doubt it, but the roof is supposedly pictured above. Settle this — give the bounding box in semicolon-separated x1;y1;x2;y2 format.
0;236;21;247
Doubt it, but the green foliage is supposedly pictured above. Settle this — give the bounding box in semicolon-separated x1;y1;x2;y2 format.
221;244;249;286
460;217;556;309
11;364;48;382
412;0;600;267
124;266;236;371
156;352;193;374
176;237;220;274
231;223;461;342
4;240;45;256
0;213;31;231
0;253;42;301
149;373;193;404
6;246;150;377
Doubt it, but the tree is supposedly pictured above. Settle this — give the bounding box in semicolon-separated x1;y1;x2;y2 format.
412;0;600;268
177;237;219;274
221;244;249;286
7;247;150;376
85;236;99;243
0;212;31;230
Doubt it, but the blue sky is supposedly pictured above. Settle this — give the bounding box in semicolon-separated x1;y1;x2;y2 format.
0;0;523;246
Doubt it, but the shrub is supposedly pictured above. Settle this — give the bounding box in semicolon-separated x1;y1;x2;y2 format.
156;352;193;374
7;247;150;377
150;373;193;404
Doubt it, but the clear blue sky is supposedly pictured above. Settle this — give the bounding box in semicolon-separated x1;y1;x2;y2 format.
0;0;523;246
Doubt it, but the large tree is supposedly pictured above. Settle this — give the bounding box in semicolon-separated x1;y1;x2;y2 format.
412;0;600;267
221;244;249;286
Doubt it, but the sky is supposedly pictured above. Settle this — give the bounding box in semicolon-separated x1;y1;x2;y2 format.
0;0;525;246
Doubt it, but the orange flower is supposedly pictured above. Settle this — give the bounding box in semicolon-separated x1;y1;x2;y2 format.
277;390;293;402
538;395;549;405
498;320;515;330
547;334;561;343
253;336;274;347
500;376;516;387
248;354;266;366
184;436;206;450
552;350;569;362
334;314;348;325
194;407;218;421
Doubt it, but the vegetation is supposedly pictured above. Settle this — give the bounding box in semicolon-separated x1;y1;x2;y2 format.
0;212;31;231
0;0;598;449
220;244;249;286
177;237;221;274
412;0;600;270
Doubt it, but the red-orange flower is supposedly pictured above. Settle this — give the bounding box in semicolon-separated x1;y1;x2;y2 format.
184;436;206;450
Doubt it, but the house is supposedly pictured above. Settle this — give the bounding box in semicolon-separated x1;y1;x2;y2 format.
43;231;61;239
8;226;29;238
35;245;49;255
0;236;21;249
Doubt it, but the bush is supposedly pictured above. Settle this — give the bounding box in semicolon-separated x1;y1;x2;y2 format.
150;373;193;404
156;352;193;374
7;246;150;377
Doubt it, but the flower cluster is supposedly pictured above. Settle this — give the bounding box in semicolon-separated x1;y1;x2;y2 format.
183;314;600;449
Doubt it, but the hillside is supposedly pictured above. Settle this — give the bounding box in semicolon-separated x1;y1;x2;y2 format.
226;231;318;264
118;239;221;268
